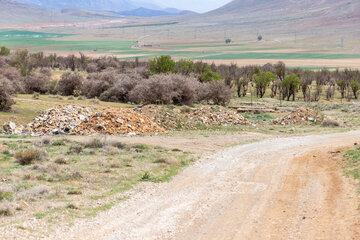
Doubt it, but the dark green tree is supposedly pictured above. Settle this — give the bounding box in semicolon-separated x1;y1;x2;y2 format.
252;71;275;98
149;55;176;74
281;74;301;101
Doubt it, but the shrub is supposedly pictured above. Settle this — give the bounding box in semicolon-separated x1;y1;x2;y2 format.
14;149;45;165
0;202;14;216
11;49;32;76
24;72;51;94
57;72;83;96
54;156;69;165
83;138;105;148
82;71;117;98
0;67;23;93
0;46;10;56
198;67;221;83
200;81;232;106
67;145;83;154
149;55;176;74
322;118;340;127
86;62;97;73
128;74;197;105
34;136;52;146
99;74;142;102
0;79;16;112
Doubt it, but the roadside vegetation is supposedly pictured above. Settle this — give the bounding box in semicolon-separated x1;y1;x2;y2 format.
0;136;195;227
344;147;360;193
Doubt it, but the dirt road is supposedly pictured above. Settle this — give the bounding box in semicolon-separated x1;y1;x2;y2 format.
52;131;360;240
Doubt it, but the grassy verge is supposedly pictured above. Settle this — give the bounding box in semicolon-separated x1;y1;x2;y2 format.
0;137;195;231
344;147;360;193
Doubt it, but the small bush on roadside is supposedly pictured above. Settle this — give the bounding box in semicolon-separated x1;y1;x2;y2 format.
322;118;340;127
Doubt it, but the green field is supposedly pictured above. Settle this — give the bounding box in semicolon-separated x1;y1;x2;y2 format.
196;52;360;60
2;30;360;65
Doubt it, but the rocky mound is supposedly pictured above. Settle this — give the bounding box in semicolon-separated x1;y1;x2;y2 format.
75;109;165;135
136;105;250;130
23;105;93;135
2;105;164;136
273;107;323;125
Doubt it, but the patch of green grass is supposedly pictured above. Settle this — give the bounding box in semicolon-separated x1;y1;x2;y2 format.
344;147;360;192
34;212;47;219
0;191;13;201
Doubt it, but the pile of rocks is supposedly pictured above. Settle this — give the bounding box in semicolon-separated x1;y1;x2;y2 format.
273;107;323;125
136;105;250;130
2;105;165;136
22;105;93;135
75;109;165;135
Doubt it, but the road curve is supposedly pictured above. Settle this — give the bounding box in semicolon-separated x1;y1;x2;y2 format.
52;131;360;240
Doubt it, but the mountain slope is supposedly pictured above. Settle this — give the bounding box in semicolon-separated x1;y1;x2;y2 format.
15;0;162;12
117;7;177;17
0;0;121;25
207;0;360;22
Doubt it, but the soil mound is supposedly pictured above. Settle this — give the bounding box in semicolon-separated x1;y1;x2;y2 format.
137;105;250;130
273;107;323;125
75;109;165;135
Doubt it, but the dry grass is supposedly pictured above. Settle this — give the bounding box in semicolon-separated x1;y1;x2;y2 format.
0;138;195;231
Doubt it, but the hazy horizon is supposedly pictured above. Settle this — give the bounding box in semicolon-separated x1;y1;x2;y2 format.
151;0;232;13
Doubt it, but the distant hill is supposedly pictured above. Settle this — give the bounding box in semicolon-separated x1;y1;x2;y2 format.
15;0;162;12
190;0;360;38
207;0;360;24
0;0;122;25
117;7;197;17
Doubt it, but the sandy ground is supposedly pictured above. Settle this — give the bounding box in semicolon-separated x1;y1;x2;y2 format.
47;131;360;240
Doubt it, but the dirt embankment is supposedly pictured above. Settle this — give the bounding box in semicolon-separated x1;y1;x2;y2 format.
48;131;360;240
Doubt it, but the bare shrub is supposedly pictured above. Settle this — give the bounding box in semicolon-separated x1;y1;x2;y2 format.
128;74;197;105
86;62;98;73
67;145;83;154
24;72;51;94
96;56;119;70
18;185;50;200
57;72;83;96
82;138;106;149
322;118;340;127
199;81;233;106
15;148;47;165
82;71;117;98
54;156;69;165
0;79;16;111
0;202;15;216
99;74;141;102
34;136;52;146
